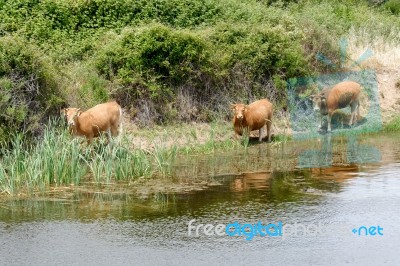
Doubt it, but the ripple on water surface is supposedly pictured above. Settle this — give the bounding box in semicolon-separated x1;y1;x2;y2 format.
1;134;400;265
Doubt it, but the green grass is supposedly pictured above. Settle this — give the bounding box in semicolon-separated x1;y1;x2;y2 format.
3;0;399;144
383;116;400;132
0;120;160;195
0;128;85;195
0;116;396;197
0;119;254;196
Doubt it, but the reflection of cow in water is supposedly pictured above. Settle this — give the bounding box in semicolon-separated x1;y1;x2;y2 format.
310;81;361;132
310;165;359;183
230;172;272;192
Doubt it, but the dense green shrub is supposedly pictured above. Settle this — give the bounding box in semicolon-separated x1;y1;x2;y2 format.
0;0;220;61
93;22;311;123
1;0;399;129
94;24;213;113
210;23;309;81
384;0;400;15
0;0;220;34
0;35;64;143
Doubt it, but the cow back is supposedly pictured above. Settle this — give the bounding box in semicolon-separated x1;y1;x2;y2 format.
327;81;361;111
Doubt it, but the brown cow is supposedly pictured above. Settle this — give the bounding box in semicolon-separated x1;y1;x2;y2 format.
310;81;361;132
62;101;123;144
231;99;273;142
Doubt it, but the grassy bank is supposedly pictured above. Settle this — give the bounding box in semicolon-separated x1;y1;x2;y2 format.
2;113;398;197
0;120;252;196
383;116;400;132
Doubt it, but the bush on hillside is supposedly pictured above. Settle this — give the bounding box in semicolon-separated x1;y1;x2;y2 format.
209;23;309;82
0;35;64;143
94;24;213;122
93;23;311;124
384;0;400;15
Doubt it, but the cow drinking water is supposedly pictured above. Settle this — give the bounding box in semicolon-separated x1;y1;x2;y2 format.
310;81;361;132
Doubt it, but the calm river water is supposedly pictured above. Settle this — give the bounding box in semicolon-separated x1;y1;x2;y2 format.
1;133;400;265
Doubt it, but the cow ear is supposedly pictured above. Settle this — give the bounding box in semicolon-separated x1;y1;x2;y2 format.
244;105;249;112
77;108;82;116
231;104;236;110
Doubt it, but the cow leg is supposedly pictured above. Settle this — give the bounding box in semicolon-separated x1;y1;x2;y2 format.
106;128;112;144
111;125;119;137
327;113;332;132
258;127;264;142
110;125;121;145
353;102;360;125
349;101;358;126
349;111;354;126
319;115;323;130
266;121;272;143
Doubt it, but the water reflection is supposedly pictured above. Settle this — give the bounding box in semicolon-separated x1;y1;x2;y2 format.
1;134;400;265
0;167;362;223
230;172;272;192
1;133;399;223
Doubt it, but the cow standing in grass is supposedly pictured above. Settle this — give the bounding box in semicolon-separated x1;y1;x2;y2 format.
310;81;361;132
231;99;273;142
62;101;123;144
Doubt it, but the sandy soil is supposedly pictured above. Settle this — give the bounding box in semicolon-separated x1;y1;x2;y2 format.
376;68;400;122
347;37;400;123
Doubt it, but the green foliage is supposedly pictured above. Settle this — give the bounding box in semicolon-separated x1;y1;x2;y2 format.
94;22;310;123
0;0;399;130
96;24;211;91
289;0;400;44
210;23;308;80
0;35;64;143
74;79;109;109
384;0;400;15
0;0;220;34
368;0;387;6
384;116;400;132
0;120;180;195
263;0;300;6
94;24;214;123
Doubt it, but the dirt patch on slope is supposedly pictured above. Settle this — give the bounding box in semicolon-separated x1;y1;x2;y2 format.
376;68;400;122
347;38;400;124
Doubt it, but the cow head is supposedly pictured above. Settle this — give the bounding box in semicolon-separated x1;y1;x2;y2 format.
310;94;327;113
231;103;248;121
62;108;81;127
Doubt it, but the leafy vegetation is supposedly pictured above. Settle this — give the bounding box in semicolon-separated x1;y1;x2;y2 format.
1;0;399;140
384;0;400;15
0;35;64;143
384;116;400;132
0;119;245;195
